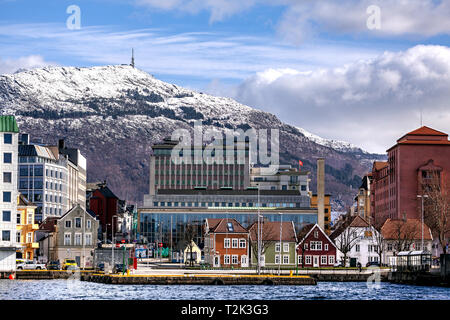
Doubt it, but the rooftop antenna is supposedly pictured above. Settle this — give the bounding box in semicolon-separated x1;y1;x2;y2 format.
131;48;135;68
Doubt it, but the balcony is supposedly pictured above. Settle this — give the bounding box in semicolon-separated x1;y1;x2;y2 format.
31;224;39;230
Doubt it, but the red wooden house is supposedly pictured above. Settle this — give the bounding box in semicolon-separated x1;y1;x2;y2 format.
204;218;250;268
296;223;337;268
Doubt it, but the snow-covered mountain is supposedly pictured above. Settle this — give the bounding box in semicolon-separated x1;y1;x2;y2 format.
0;65;385;209
296;127;367;154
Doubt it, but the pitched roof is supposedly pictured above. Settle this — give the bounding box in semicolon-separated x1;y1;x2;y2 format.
206;218;248;233
18;193;35;207
373;161;388;171
381;218;433;241
329;215;370;240
405;126;447;137
39;217;59;232
297;223;337;249
248;221;297;242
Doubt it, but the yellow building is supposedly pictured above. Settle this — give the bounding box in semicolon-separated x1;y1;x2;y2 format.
16;194;39;260
310;194;332;235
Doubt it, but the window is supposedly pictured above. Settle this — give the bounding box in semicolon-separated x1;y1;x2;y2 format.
86;220;91;229
75;217;81;228
239;239;246;248
74;233;82;245
275;254;281;264
65;220;72;228
27;213;33;224
2;230;11;241
321;255;327;265
16;231;21;243
368;245;372;252
224;255;230;264
3;153;12;163
275;243;281;252
85;233;92;245
2;211;11;222
17;213;21;224
305;255;312;264
314;230;319;238
224;238;230;248
4;133;12;144
298;255;302;265
283;255;289;264
317;242;322;250
324;244;329;251
231;255;238;264
329;255;335;265
3;172;11;183
27;232;32;243
3;191;11;202
356;245;360;252
304;243;308;250
387;243;393;251
283;243;289;252
64;233;71;245
231;238;238;248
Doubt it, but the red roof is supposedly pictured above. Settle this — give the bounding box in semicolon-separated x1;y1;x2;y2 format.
405;126;448;137
373;161;388;171
248;221;297;242
206;218;248;233
381;218;433;241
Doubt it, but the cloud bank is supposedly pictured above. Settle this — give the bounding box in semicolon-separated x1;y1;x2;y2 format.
230;45;450;154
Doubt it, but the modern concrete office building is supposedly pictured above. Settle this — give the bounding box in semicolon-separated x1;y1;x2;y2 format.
0;116;19;274
18;135;87;222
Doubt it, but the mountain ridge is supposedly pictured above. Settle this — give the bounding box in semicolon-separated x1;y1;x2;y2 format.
0;65;385;210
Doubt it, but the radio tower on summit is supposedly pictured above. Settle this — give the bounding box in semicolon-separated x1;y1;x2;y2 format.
131;48;135;68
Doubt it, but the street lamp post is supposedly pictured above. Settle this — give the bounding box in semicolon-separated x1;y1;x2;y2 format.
417;194;429;251
111;215;117;271
257;185;261;275
278;212;283;276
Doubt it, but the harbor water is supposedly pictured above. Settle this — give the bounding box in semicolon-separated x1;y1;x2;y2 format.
0;280;449;300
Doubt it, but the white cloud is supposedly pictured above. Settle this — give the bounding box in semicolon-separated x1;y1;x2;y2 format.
231;45;450;154
0;55;53;75
135;0;450;39
0;23;381;81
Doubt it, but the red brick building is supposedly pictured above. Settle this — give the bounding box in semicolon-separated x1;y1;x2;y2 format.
88;186;119;239
203;218;250;268
371;126;450;227
296;223;337;268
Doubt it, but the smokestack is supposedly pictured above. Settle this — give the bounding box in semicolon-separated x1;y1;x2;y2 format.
58;139;65;150
317;158;325;231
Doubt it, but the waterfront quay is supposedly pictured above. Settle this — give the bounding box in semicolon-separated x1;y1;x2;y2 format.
81;274;317;285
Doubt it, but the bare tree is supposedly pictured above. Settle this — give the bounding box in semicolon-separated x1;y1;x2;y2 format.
422;174;450;254
248;220;276;269
183;223;197;267
390;219;420;254
371;226;385;265
296;224;314;268
333;227;363;266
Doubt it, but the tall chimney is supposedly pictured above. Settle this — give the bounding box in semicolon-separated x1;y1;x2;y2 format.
317;158;325;231
58;139;65;150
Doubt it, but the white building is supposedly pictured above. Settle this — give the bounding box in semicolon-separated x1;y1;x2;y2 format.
18;136;87;223
250;164;310;196
331;215;382;267
0;116;19;273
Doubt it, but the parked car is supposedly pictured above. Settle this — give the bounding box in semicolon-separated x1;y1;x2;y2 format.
62;259;78;270
46;260;61;270
113;264;124;273
17;260;47;270
333;261;344;267
96;263;105;272
366;261;381;268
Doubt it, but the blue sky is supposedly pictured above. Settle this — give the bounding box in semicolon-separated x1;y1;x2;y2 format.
1;0;450;153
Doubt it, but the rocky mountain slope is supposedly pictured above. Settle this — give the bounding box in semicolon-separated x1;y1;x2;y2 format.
0;65;385;210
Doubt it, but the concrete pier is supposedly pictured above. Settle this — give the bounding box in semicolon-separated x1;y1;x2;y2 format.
81;274;317;285
9;270;101;280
